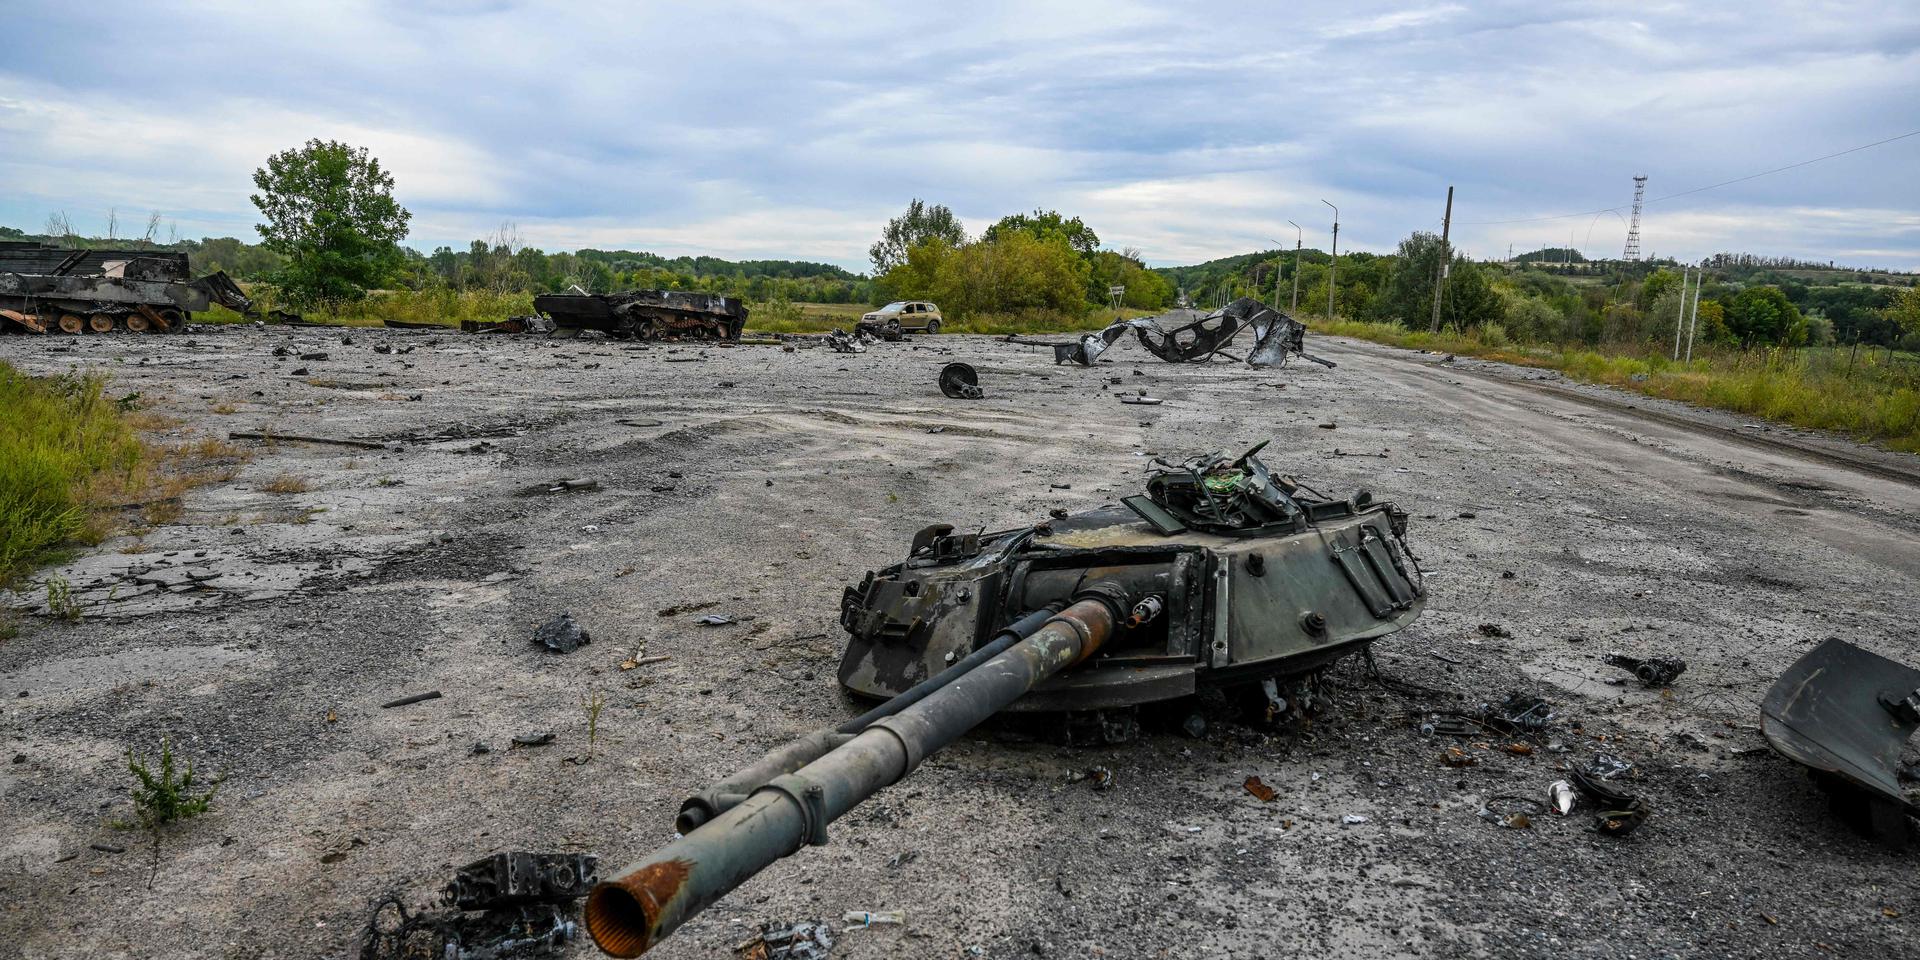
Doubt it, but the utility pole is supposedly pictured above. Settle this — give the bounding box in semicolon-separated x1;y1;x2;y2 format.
1684;268;1703;363
1321;199;1338;320
1429;186;1453;333
1286;221;1302;311
1672;267;1690;361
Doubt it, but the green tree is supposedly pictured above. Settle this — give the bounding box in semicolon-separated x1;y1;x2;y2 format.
1880;286;1920;344
250;140;411;305
1373;231;1446;327
869;199;965;276
1636;268;1682;311
1723;285;1804;346
982;210;1100;256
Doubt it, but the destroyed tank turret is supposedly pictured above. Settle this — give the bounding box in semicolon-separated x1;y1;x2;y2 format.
532;289;748;341
0;241;254;334
583;443;1424;956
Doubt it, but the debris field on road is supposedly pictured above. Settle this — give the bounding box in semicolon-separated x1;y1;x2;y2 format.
1;322;1917;960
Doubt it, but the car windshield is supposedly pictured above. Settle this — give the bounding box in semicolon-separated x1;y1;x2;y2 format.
878;302;908;312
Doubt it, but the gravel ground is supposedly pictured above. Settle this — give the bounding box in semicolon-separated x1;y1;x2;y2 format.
1;326;1916;960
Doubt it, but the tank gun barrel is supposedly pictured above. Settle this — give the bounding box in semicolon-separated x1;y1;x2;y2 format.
585;593;1126;956
674;605;1060;833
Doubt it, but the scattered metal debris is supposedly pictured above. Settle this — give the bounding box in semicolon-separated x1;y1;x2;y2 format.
1005;297;1335;369
523;478;600;495
381;691;443;709
1069;766;1116;791
841;910;904;927
456;315;555;335
1476;692;1556;734
734;920;835;960
1604;652;1688;687
1478;796;1545;829
1761;638;1920;845
1119;394;1162;405
1243;775;1278;802
695;614;737;626
826;328;874;353
229;430;388;450
533;613;591;654
511;732;556;748
1568;766;1651;837
1584;753;1637;781
358;853;598;960
937;362;984;399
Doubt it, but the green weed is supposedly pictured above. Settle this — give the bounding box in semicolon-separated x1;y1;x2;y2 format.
119;739;222;889
44;574;79;621
583;690;606;761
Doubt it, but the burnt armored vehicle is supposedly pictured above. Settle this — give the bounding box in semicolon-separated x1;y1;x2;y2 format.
0;242;253;334
583;444;1424;956
531;289;748;341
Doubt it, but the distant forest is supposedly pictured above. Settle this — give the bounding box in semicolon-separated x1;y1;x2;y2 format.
0;224;874;304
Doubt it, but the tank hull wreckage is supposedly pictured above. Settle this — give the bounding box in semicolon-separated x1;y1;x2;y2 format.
1007;296;1337;368
582;443;1425;956
0;242;255;334
532;289;748;341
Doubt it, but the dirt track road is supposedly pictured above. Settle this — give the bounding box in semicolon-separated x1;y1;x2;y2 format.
2;328;1916;959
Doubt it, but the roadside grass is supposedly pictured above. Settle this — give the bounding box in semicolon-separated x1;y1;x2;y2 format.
0;361;259;587
1317;318;1920;453
202;288;535;328
0;363;144;583
258;473;311;494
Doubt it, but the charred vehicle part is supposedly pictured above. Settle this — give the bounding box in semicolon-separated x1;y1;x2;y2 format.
937;361;984;398
532;290;748;341
360;852;599;960
0;241;254;334
1761;638;1920;845
1007;297;1335;369
584;444;1424;956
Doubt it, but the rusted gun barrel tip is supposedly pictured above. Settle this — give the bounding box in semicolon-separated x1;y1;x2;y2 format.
586;858;693;957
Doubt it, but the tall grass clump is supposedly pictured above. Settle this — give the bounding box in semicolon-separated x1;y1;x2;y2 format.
0;363;143;583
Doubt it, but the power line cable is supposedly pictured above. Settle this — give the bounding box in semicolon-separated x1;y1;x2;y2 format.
1456;128;1920;225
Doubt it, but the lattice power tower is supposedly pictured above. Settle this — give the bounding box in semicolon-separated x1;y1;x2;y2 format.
1622;175;1647;261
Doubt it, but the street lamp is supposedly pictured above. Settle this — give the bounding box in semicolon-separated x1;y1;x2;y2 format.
1285;221;1302;311
1320;200;1339;319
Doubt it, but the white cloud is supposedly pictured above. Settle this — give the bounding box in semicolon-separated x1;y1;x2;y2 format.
0;0;1916;270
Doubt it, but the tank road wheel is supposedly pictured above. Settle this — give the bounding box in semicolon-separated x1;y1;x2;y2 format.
56;313;85;334
88;314;117;333
124;312;150;333
156;309;186;333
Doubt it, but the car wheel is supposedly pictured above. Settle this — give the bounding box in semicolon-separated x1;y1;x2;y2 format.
925;319;941;335
887;320;903;338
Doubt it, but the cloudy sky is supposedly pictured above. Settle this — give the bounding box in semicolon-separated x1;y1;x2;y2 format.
4;1;1917;271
